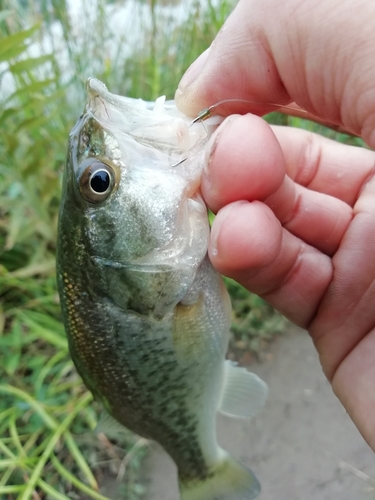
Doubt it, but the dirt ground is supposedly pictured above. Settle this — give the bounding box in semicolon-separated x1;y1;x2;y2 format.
140;327;375;500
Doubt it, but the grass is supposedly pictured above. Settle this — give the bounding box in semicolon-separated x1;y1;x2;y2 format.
0;0;366;498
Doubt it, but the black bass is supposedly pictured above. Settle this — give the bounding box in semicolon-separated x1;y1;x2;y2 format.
56;78;267;500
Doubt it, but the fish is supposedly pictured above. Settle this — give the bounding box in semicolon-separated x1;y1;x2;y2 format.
56;78;268;500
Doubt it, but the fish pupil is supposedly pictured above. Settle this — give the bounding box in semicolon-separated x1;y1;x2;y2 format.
90;170;110;193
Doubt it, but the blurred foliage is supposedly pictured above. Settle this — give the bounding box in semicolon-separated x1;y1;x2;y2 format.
225;278;286;364
0;0;366;498
265;110;366;146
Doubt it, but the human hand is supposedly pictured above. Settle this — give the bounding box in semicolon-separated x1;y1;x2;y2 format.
176;0;375;450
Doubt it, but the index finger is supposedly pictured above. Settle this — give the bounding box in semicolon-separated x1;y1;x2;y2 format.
202;114;371;256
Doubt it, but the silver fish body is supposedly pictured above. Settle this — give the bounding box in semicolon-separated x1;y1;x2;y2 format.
57;79;267;500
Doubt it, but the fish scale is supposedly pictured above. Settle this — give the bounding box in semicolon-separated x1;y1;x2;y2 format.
60;247;223;479
57;78;267;500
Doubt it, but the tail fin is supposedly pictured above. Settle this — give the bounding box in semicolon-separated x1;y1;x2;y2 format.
179;453;261;500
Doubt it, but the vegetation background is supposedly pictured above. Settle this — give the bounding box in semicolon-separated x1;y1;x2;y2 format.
0;0;365;498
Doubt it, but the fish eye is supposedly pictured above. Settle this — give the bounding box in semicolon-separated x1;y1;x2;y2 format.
78;158;118;204
90;169;110;194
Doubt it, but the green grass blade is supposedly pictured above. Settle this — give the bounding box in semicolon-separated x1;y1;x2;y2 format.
0;384;57;430
0;24;39;61
36;478;72;500
0;486;25;493
9;414;24;456
0;408;16;424
15;311;68;349
34;349;68;394
19;392;93;500
0;440;16;460
9;54;53;74
51;455;110;500
0;466;15;487
0;459;18;469
64;431;99;489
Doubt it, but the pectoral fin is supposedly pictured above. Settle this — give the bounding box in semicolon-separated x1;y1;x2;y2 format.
218;360;268;418
172;293;207;363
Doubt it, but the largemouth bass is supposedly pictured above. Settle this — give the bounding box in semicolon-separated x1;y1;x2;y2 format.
56;78;268;500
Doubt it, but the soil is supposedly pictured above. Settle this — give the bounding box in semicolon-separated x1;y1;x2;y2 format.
140;327;375;500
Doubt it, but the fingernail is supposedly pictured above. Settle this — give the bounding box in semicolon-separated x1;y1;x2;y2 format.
203;115;238;178
178;48;210;92
203;128;219;178
201;115;238;207
210;214;222;258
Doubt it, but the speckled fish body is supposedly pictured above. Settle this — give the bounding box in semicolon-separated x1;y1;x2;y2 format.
57;79;267;500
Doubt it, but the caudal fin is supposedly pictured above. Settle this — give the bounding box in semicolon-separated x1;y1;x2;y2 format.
179;453;261;500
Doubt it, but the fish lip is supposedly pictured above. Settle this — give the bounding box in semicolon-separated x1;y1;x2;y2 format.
86;77;153;114
86;77;176;112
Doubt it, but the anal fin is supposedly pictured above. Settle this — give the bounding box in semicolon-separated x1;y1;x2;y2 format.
218;360;268;418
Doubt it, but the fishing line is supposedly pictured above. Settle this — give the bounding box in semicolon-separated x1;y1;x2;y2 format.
190;98;309;125
172;99;309;168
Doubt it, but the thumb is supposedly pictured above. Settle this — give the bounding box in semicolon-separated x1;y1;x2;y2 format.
175;0;375;147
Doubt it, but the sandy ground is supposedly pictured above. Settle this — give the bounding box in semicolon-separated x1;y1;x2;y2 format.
139;328;375;500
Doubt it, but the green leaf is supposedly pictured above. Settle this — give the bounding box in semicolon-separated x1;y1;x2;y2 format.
64;431;99;489
0;486;25;493
0;10;12;24
19;310;65;336
0;42;28;63
15;114;51;132
19;392;92;500
4;352;21;376
51;454;109;500
0;106;17;122
10;54;53;74
16;311;68;349
4;79;57;104
0;384;57;430
0;24;39;62
36;479;71;500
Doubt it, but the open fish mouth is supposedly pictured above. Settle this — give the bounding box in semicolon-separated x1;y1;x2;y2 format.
85;77;223;157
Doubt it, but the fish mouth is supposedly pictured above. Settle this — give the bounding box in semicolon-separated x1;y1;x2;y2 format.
84;78;219;157
86;78;150;115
